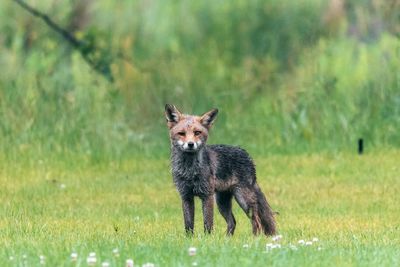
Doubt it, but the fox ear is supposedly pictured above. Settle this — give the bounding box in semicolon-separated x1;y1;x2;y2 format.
165;104;182;128
200;108;218;129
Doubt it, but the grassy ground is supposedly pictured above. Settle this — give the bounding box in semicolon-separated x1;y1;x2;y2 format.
1;149;399;266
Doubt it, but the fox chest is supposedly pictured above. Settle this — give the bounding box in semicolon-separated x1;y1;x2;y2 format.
171;154;216;197
173;169;214;198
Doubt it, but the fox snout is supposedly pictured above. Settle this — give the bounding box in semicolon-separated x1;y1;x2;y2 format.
177;139;202;152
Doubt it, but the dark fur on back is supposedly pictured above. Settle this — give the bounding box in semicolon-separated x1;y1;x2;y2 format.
209;145;256;183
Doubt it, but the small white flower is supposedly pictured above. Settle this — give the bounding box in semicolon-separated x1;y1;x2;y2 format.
272;234;283;241
312;237;319;242
289;244;298;250
87;255;97;266
298;240;305;245
39;255;45;264
188;247;197;256
142;263;155;267
266;243;281;250
318;246;323;251
192;261;198;266
22;254;27;259
305;241;313;246
60;183;66;189
9;256;14;261
102;262;110;267
272;244;281;249
70;252;78;261
113;248;120;257
126;259;134;267
242;244;249;249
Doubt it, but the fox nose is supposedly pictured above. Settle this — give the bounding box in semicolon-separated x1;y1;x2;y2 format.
187;142;194;148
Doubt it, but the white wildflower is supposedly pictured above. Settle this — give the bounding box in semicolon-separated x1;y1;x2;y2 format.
243;244;249;249
39;255;45;265
305;241;313;246
266;243;281;251
272;234;282;242
272;244;281;249
87;253;97;266
188;247;197;256
102;262;110;267
126;259;134;267
298;240;305;245
113;248;120;257
70;252;78;262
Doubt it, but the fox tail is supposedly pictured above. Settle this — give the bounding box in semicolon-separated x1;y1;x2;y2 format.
254;183;276;236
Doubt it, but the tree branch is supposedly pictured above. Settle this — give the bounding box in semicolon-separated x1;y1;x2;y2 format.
13;0;114;82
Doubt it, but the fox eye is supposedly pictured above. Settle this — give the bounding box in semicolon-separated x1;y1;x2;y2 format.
194;131;202;136
178;132;186;136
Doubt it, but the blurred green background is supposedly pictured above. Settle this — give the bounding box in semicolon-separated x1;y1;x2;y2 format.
0;0;399;164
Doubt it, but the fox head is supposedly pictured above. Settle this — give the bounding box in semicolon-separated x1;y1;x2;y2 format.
165;104;218;153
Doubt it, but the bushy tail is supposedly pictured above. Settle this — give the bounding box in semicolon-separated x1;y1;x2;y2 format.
254;183;276;236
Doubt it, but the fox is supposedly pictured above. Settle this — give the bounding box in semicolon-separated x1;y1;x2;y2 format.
165;104;276;236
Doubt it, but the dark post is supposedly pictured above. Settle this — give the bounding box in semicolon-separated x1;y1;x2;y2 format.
358;138;363;154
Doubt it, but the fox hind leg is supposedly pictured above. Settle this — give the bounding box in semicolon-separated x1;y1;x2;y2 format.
216;192;236;235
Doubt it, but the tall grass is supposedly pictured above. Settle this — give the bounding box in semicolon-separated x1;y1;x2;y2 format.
0;0;399;164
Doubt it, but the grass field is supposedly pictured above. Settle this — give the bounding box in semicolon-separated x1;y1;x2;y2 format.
1;149;399;266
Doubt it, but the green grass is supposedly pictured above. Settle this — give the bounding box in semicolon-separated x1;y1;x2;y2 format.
1;150;399;266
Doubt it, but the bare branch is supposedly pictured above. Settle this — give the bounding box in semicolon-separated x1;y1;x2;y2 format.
13;0;114;82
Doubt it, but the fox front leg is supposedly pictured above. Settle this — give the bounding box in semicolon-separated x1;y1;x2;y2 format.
201;195;214;234
182;197;195;235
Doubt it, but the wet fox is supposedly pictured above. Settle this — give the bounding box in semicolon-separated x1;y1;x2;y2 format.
165;104;276;236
